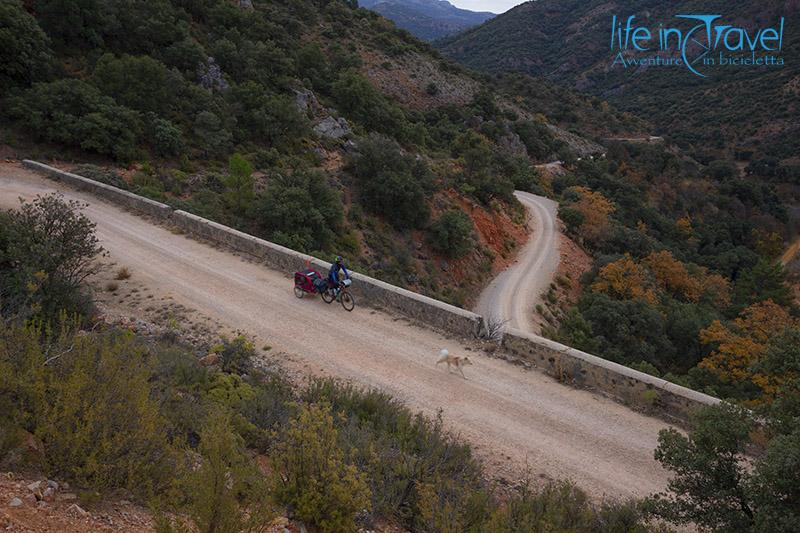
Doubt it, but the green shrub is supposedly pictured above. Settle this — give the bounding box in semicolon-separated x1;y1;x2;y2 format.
10;79;141;160
224;153;255;212
302;379;489;530
428;210;475;259
71;164;128;189
92;53;180;115
559;206;586;235
151;118;185;157
183;410;272;533
272;403;371;533
349;134;431;229
0;0;52;89
217;335;255;375
0;193;102;319
646;401;800;532
0;323;175;497
487;481;648;532
193;111;232;157
230;82;309;147
255;169;343;252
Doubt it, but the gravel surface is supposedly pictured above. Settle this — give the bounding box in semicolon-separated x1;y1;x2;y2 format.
1;164;674;500
474;191;560;333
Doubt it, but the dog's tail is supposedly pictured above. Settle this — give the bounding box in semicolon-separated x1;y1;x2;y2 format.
436;348;449;364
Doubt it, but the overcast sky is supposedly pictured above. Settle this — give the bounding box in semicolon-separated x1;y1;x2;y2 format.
448;0;527;14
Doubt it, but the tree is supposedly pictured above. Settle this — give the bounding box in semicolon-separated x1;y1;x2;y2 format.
230;82;307;147
648;399;800;532
256;169;343;252
566;293;675;369
35;0;112;48
591;254;657;304
732;259;792;310
564;186;615;247
151;117;185;157
92;53;180;114
225;153;255;212
643;250;701;302
699;301;799;402
194;111;232;157
1;193;103;318
272;403;371;533
428;210;474;259
0;0;52;89
350;135;430;229
331;69;405;137
647;403;756;531
10;79;141;160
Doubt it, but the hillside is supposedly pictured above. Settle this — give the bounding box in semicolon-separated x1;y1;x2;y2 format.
3;1;800;529
0;0;607;308
360;0;494;41
2;0;798;395
438;0;800;171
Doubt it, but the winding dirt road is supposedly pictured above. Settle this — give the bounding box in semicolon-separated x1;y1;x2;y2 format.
0;164;673;501
475;191;560;333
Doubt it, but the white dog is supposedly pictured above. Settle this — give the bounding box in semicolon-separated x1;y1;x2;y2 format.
436;348;473;379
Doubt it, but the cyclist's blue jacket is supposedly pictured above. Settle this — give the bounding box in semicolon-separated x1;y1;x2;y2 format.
328;263;349;284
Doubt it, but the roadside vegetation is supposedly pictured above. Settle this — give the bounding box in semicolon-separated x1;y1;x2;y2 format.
1;0;798;528
0;194;665;532
546;142;798;408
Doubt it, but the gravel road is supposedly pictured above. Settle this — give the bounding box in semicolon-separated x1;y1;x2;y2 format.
475;191;560;333
0;165;673;501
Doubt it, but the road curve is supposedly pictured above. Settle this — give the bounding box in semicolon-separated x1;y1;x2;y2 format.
0;165;672;501
475;191;560;333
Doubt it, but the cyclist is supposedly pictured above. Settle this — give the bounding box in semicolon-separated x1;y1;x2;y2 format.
328;255;350;299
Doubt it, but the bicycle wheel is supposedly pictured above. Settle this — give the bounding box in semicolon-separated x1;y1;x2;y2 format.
321;288;336;304
293;285;305;299
340;290;355;312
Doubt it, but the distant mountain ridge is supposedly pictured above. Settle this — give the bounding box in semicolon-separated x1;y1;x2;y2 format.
360;0;494;41
438;0;800;167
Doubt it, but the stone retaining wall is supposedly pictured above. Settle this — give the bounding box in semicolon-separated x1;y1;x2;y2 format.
171;210;482;337
502;328;719;422
22;160;172;219
21;160;718;421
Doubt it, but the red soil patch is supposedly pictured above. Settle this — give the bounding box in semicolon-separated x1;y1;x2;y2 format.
443;189;529;285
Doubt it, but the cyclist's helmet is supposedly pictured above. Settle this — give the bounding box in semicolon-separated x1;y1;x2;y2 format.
335;255;343;264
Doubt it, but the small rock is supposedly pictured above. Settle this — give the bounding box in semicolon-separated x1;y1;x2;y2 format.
67;503;88;516
9;497;23;508
58;493;78;501
36;500;48;509
42;487;56;502
47;480;59;491
26;481;42;493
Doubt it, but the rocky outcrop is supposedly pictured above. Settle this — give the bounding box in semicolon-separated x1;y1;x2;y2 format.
497;129;528;159
313;116;352;140
294;89;322;115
